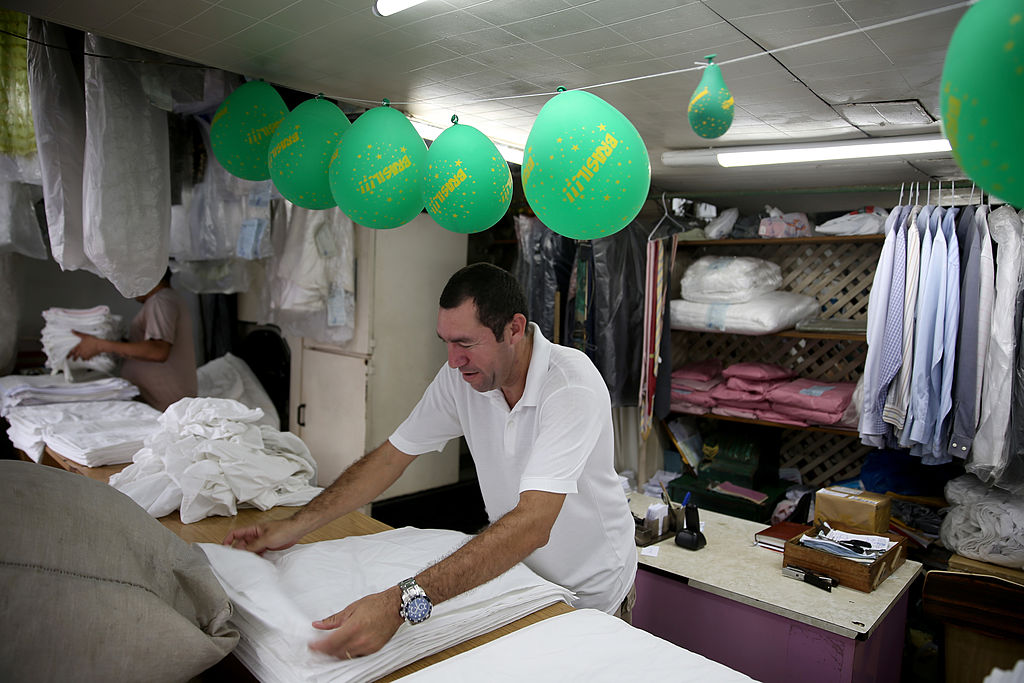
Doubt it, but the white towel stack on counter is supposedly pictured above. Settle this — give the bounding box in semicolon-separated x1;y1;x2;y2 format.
6;399;160;463
109;397;322;523
41;306;123;376
199;527;574;683
0;374;139;416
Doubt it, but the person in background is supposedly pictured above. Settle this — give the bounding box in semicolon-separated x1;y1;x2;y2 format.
223;262;637;660
68;268;196;411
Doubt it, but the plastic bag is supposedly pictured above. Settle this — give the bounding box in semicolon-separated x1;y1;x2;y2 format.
82;34;170;297
680;255;782;303
703;207;738;240
27;19;94;273
0;182;47;259
758;205;813;238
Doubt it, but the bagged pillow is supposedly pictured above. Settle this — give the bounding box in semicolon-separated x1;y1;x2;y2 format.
680;256;782;304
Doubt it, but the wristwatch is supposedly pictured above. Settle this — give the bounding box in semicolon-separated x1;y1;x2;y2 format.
398;577;432;625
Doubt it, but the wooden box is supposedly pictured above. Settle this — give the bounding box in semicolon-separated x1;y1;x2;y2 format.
782;524;907;592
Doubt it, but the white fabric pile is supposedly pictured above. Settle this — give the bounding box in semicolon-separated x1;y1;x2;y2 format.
940;474;1024;569
197;353;279;430
816;206;889;236
109;397;321;523
401;608;755;683
40;305;123;376
0;374;138;416
672;256;818;335
198;527;574;683
6;399;160;463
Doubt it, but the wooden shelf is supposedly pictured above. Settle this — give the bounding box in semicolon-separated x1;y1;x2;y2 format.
671;326;866;342
689;412;860;437
676;234;886;247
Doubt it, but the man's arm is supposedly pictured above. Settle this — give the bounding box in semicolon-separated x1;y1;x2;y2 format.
68;330;172;362
222;439;417;553
308;489;565;658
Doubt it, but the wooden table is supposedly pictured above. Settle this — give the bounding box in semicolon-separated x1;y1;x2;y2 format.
30;448;573;681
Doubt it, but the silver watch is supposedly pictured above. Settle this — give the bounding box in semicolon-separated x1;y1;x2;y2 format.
398;577;432;625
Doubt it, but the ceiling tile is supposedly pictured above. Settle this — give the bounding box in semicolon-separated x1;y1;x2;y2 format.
533;26;628;58
146;28;215;57
102;14;174;44
399;10;495;40
262;0;349;33
571;0;697;25
463;0;572;26
179;6;255;40
607;4;724;43
500;8;605;42
223;21;300;54
32;0;139;29
409;56;488;81
131;0;215;28
217;0;301;21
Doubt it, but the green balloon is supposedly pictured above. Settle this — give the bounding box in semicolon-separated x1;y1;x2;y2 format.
267;98;350;210
941;0;1024;206
522;90;650;240
329;106;427;229
688;55;734;140
211;80;288;181
424;123;512;234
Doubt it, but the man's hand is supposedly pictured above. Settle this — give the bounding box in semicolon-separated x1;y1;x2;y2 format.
68;331;105;360
221;518;305;554
310;587;404;659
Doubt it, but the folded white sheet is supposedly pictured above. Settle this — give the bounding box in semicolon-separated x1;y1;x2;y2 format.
0;374;138;416
5;399;159;461
199;527;574;683
402;608;755;683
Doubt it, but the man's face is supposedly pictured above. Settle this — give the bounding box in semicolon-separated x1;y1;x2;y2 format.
437;300;515;393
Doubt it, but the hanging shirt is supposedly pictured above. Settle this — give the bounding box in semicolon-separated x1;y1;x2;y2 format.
974;206;995;425
948;205;981;459
902;206;936;447
972;206;1024;483
927;206;960;464
859;208;900;446
884;206;922;432
873;205;911;432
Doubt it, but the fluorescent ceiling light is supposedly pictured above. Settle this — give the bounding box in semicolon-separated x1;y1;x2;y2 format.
409;116;524;166
373;0;429;17
661;134;952;168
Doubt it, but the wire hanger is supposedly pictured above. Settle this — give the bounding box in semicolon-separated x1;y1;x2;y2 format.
649;192;687;242
969;182;976;205
898;181;905;207
950;180;955;208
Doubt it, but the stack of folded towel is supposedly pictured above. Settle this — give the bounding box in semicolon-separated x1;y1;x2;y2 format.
41;306;123;376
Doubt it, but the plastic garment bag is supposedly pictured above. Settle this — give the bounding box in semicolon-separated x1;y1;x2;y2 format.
27;19;94;273
82;34;170;298
512;215;575;342
268;203;355;346
997;209;1024;494
586;221;646;407
0;182;46;259
0;253;15;374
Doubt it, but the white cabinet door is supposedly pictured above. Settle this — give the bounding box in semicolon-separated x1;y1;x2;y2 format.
295;347;367;487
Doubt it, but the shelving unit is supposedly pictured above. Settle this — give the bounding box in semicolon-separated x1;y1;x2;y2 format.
669;233;883;487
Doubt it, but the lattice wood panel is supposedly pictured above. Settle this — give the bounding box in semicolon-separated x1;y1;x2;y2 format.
779;429;872;487
671;332;868;383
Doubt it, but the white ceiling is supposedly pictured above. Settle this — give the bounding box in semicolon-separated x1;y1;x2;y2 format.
3;0;969;197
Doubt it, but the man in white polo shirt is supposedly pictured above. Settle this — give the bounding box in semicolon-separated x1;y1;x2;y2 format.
224;263;637;660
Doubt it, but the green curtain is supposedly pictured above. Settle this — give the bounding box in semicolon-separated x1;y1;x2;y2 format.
0;11;36;157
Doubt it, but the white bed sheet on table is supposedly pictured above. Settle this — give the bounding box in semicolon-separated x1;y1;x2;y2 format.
198;527;573;683
402;608;755;683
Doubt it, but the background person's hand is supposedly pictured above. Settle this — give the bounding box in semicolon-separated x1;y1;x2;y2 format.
68;330;105;360
310;588;404;659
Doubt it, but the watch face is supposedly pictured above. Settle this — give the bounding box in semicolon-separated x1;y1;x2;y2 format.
405;596;432;624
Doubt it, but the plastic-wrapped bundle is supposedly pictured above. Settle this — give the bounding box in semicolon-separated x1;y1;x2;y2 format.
40;305;123;376
940;474;1024;569
703;207;738;240
680;256;782;304
816;206;889;236
669;291;818;335
82;34;170;297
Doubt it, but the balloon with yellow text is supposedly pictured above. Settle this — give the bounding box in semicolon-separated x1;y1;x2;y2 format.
424;120;512;233
267;97;350;209
211;80;288;181
522;89;650;240
688;55;734;139
941;0;1024;206
329;105;427;229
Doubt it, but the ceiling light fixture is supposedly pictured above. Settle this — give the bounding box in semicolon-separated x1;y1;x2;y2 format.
661;134;952;168
409;117;525;166
373;0;430;17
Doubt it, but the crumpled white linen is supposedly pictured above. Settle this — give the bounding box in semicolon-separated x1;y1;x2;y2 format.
198;527;574;683
0;374;138;416
109;397;320;523
5;399;159;462
401;608;755;683
940;474;1024;569
40;305;122;376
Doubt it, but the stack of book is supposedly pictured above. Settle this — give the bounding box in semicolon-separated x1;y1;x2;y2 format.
754;521;811;552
